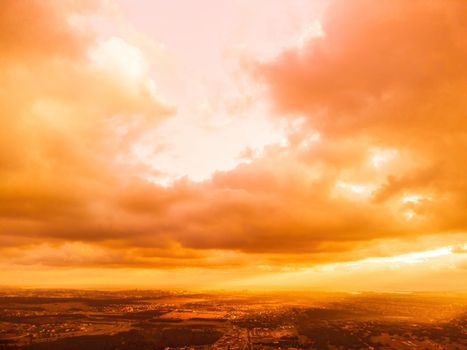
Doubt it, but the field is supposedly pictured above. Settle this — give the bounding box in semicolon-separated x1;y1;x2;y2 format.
0;289;465;349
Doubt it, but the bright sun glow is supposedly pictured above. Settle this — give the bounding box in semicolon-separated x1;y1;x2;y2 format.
89;37;148;80
370;148;398;168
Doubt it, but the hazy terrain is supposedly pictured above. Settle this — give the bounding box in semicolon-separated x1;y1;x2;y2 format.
0;289;465;350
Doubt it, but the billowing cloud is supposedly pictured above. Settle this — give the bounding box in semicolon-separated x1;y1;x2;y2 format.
0;0;466;289
0;0;171;257
258;0;467;244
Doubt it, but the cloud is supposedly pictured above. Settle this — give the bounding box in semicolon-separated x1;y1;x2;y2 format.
260;0;467;118
0;0;465;282
257;0;467;243
0;0;93;60
0;1;171;253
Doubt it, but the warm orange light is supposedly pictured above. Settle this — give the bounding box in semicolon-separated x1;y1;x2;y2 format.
0;0;466;291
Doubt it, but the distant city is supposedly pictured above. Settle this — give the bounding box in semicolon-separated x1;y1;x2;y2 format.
0;289;465;350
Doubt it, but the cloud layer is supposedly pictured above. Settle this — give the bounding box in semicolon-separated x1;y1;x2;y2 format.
0;0;466;287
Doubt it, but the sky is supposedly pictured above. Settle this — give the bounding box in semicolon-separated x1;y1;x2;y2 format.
0;0;466;291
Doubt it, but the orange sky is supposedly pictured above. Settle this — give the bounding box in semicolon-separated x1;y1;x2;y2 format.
0;0;466;291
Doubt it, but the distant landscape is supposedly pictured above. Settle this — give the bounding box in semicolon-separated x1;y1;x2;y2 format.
0;289;465;350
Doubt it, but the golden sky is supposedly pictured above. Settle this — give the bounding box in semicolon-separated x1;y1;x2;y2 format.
0;0;466;291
